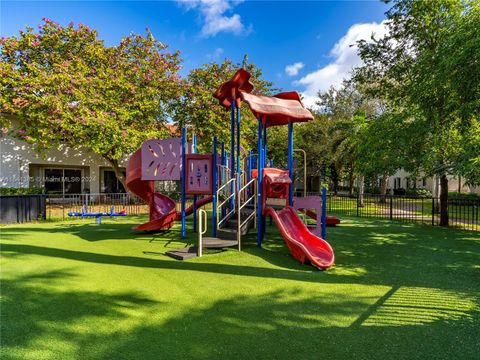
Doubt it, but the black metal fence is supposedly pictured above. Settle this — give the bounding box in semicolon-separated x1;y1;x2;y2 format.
2;191;478;231
0;195;47;224
326;193;479;231
45;193;148;220
44;192;211;221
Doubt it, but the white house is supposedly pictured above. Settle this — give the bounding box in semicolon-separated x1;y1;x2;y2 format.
387;169;479;196
1;132;127;194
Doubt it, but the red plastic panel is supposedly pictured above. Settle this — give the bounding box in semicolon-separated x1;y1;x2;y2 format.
185;154;213;195
213;68;254;109
141;138;183;181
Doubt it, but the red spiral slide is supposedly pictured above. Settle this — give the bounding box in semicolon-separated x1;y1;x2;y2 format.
265;206;335;270
126;149;212;231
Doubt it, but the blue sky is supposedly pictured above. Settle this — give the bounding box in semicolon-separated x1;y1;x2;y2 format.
1;0;389;106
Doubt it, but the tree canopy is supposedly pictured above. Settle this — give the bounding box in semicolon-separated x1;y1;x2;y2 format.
0;19;183;183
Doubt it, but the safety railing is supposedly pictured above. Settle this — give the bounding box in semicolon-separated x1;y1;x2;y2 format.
217;164;232;191
237;177;257;251
217;177;236;229
198;209;208;257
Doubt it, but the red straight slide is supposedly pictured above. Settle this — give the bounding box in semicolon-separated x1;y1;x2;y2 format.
126;149;212;231
265;206;335;269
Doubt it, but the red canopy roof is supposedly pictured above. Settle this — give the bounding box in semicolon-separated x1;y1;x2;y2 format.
241;91;313;126
263;168;292;184
213;68;254;109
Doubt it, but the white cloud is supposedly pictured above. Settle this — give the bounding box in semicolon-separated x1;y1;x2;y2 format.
285;62;304;76
297;21;388;108
177;0;251;37
207;47;224;59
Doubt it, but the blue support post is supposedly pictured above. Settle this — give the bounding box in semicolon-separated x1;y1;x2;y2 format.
263;124;267;168
321;187;327;239
192;133;197;232
221;143;226;219
247;150;253;197
287;121;294;206
181;127;186;239
212;136;218;237
248;150;253;180
237;105;241;191
221;142;225;166
230;100;235;210
257;119;264;247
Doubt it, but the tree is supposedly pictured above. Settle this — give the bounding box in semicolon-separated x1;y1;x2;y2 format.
173;59;275;153
0;19;183;186
315;81;380;195
355;0;479;226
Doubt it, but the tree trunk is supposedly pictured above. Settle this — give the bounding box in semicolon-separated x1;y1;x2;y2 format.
379;172;389;203
106;157;127;191
358;175;365;207
439;174;449;227
330;164;339;195
348;164;355;196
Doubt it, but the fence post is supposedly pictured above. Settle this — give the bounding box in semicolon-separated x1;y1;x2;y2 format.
356;193;359;217
390;195;393;220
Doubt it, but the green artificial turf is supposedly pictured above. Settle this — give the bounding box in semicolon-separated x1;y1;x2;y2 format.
1;215;479;360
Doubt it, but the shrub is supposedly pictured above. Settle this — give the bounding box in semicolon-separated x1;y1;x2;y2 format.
406;188;432;198
0;187;46;195
448;192;480;201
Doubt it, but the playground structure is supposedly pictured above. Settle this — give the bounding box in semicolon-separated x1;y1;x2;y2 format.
68;205;127;224
126;68;336;269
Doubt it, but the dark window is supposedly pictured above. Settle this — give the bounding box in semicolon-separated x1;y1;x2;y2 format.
103;170;126;193
44;168;82;194
44;169;63;194
64;169;82;194
395;177;402;189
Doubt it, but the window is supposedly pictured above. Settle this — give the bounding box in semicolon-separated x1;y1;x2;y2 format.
44;168;82;194
102;170;126;193
422;177;427;187
44;169;63;194
394;177;401;189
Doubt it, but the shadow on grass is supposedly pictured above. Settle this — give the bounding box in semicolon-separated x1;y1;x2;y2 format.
2;269;478;359
99;288;479;360
2;216;480;293
0;270;160;360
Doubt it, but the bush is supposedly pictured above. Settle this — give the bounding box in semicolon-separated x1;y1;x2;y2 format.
448;192;480;200
365;186;381;194
406;188;432;198
0;187;46;195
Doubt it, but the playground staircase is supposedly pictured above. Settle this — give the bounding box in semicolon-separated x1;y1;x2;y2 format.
217;204;255;240
167;173;257;261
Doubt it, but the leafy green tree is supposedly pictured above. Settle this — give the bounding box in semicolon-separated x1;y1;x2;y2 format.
314;81;381;195
355;0;479;226
0;19;183;186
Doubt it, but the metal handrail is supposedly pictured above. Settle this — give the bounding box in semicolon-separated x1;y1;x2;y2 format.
237;177;257;251
217;164;231;186
217;178;235;229
198;209;208;257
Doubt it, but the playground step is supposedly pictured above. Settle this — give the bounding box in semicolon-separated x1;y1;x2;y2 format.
202;237;238;248
218;217;254;239
165;238;238;260
165;247;198;260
